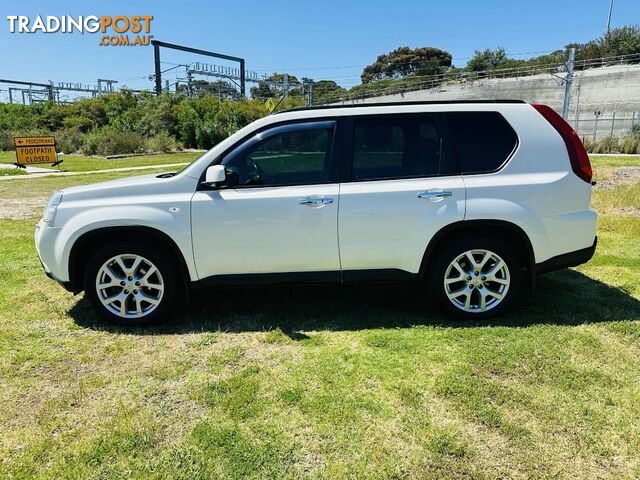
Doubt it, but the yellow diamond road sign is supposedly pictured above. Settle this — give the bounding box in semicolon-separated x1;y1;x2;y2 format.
265;98;276;113
14;136;58;165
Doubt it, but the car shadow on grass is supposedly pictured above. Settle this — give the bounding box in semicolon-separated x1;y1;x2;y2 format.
70;269;640;336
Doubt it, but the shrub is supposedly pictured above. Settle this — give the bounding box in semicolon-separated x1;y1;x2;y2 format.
621;136;640;154
146;131;181;152
594;136;621;154
194;120;222;150
55;128;85;154
0;130;15;151
582;137;595;153
81;129;146;156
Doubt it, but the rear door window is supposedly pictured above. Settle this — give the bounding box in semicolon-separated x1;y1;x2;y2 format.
351;114;449;181
444;112;518;174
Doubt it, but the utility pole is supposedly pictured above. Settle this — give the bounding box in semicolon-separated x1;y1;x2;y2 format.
606;0;614;33
187;70;193;97
573;82;581;130
562;47;575;120
153;42;162;95
283;74;289;100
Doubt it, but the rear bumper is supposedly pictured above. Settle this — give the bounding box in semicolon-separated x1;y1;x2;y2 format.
535;237;597;275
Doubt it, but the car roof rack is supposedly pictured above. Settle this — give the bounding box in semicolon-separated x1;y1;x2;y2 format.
274;99;527;114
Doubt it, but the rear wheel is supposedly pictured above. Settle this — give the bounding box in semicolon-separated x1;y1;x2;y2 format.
430;237;520;319
83;241;177;326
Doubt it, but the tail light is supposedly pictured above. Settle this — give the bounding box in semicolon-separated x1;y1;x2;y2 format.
532;104;592;184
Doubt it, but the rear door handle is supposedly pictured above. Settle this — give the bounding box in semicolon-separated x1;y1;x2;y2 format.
417;191;453;202
298;196;334;207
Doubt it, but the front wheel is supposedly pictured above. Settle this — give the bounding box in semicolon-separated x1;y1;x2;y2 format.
83;242;177;327
430;237;520;319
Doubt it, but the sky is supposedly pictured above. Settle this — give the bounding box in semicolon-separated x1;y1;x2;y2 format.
0;0;638;99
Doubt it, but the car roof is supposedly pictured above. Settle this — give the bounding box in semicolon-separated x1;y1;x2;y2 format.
274;99;526;115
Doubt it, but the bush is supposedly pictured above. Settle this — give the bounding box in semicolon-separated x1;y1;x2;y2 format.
593;136;621;154
621;136;640;154
0;130;15;151
55;128;85;154
81;129;146;156
582;137;595;153
146;131;181;152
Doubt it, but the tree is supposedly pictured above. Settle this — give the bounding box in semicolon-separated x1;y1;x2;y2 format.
310;80;347;104
250;81;276;100
177;80;239;100
360;46;452;84
569;25;640;62
598;25;640;57
466;47;509;72
250;73;303;100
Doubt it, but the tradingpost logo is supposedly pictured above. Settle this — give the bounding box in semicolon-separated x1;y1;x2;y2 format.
6;15;154;46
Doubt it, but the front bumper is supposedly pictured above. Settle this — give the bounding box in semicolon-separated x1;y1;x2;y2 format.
535;237;597;275
35;221;73;290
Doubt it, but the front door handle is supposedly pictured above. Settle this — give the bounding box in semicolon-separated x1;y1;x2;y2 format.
417;191;453;202
298;197;334;207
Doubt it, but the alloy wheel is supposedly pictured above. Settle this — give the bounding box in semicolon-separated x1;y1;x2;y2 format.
95;254;164;319
443;249;510;313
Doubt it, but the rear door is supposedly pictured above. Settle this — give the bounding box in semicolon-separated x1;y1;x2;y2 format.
337;113;466;277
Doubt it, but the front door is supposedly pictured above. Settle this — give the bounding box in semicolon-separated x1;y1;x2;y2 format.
191;120;341;282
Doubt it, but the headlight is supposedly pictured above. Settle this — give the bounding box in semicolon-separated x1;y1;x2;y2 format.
42;191;63;225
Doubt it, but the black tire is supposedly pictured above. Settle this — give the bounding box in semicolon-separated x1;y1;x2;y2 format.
429;236;521;320
83;240;177;327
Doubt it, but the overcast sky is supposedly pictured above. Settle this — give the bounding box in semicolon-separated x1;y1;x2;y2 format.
1;0;638;95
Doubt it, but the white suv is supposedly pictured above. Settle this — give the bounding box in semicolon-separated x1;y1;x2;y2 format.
35;100;597;325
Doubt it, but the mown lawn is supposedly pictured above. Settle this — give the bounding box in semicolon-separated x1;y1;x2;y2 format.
0;150;201;172
0;156;639;479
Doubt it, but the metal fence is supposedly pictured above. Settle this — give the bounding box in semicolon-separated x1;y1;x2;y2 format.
571;112;639;141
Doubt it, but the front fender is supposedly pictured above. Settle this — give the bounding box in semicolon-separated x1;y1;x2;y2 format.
54;204;196;282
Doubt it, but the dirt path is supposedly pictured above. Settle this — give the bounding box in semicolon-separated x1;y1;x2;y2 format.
594;166;640;190
0;196;49;220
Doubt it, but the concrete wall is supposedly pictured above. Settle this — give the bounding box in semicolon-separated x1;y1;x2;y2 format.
336;64;640;140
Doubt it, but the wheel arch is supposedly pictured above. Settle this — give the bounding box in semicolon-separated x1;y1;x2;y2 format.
419;220;536;289
68;226;191;296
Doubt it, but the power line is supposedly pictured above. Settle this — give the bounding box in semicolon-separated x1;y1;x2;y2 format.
248;49;559;72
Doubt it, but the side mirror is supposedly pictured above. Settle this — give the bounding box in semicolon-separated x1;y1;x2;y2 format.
204;165;226;185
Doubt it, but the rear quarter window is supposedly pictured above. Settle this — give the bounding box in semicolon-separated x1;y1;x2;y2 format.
444;112;518;174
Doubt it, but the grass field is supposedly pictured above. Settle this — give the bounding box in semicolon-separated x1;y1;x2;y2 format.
0;151;201;173
0;156;639;479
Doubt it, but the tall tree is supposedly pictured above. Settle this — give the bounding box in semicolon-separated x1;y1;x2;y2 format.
466;47;509;72
360;46;452;84
177;80;239;99
568;25;640;62
309;80;347;104
250;73;302;100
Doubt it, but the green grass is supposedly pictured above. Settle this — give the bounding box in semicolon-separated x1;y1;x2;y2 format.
588;154;640;168
0;155;639;478
0;151;201;172
0;167;27;176
0;168;180;200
